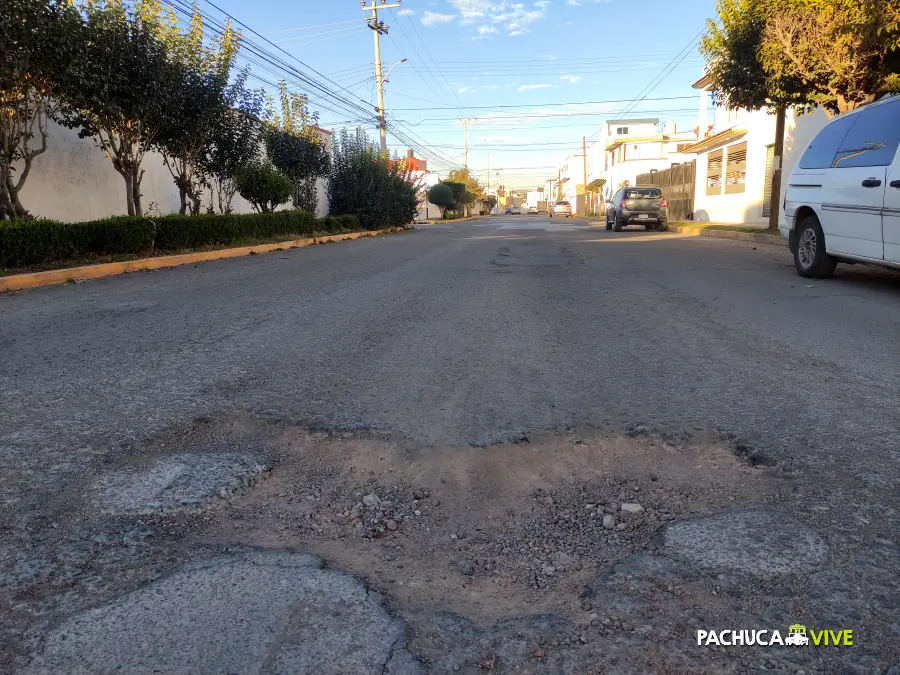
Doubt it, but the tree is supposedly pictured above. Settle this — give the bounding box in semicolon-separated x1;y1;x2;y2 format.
759;0;900;115
427;182;454;216
234;160;292;213
201;75;265;214
61;1;181;217
154;2;241;215
264;82;330;213
0;0;83;219
327;128;419;229
446;167;485;201
702;0;900;116
482;195;498;211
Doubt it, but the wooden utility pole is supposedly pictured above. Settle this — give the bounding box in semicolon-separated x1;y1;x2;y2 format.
582;135;588;216
362;0;401;154
767;106;786;232
462;119;468;168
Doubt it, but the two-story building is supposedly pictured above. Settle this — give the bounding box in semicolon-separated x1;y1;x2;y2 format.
581;118;698;206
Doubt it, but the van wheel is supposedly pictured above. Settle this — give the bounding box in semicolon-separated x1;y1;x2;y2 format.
794;215;836;278
613;219;623;232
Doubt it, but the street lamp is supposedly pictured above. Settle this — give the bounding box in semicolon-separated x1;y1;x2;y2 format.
383;58;407;84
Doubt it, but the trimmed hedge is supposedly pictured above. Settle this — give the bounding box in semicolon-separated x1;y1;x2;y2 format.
0;210;362;268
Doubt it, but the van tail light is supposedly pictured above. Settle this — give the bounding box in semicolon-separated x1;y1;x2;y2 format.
660;196;668;209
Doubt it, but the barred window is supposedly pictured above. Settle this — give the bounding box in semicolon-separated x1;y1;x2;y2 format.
724;142;747;194
706;149;723;196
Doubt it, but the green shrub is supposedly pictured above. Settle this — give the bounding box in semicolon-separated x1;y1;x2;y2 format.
234;161;294;213
0;210;364;268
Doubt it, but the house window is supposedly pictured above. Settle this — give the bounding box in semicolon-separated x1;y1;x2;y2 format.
707;149;723;195
616;126;628;135
724;141;747;194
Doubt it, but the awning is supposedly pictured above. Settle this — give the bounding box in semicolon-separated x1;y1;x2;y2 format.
680;127;747;154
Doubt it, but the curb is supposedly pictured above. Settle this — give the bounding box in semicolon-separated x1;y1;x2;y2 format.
1;226;412;293
666;224;784;246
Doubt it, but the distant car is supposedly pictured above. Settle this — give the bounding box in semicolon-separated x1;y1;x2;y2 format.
504;207;512;215
527;206;538;214
552;200;572;217
511;207;521;215
605;186;668;231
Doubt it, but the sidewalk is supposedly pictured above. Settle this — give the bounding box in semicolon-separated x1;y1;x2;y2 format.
667;221;783;246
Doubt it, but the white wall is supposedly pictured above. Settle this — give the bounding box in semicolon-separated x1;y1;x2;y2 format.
16;119;330;222
690;108;829;224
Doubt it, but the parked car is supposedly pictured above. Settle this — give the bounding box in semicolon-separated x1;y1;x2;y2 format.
552;200;572;217
511;206;522;215
605;186;668;231
504;207;512;215
527;205;538;214
780;95;900;278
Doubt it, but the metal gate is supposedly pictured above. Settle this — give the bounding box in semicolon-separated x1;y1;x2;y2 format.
636;160;696;222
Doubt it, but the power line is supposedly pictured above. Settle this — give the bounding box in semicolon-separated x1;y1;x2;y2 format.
388;95;699;111
276;26;368;46
264;18;359;35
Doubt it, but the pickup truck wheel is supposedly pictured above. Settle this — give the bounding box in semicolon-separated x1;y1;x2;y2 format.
794;215;836;278
658;223;668;232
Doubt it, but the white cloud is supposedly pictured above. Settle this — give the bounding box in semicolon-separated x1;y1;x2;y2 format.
449;0;547;36
560;74;581;83
421;11;454;26
458;86;477;93
397;7;415;15
567;0;581;5
518;83;553;92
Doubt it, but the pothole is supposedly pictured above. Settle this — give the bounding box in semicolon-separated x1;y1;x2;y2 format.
94;453;270;516
661;511;828;576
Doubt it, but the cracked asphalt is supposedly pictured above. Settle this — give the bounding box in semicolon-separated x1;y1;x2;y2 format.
2;215;899;673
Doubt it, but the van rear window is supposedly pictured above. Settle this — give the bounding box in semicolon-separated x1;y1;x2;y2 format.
624;188;661;198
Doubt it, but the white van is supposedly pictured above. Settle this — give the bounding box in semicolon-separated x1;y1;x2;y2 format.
780;95;900;278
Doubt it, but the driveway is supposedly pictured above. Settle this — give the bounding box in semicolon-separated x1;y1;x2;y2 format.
2;215;899;673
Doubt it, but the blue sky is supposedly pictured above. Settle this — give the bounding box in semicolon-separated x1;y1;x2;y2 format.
207;0;717;189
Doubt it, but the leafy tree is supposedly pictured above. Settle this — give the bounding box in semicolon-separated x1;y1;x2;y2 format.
482;195;498;211
0;0;83;219
427;182;454;216
446;167;485;201
154;2;241;215
327;128;419;229
702;0;900;116
586;178;606;193
234;160;292;213
264;82;330;213
759;0;900;115
201;75;265;214
61;0;181;217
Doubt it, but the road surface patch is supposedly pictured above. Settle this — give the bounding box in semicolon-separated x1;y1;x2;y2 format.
661;511;828;576
94;452;269;516
23;550;420;675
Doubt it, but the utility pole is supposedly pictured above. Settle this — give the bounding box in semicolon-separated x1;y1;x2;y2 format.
362;0;401;154
582;135;588;216
464;121;469;168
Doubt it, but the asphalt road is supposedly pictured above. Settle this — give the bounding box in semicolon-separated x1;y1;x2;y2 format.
3;215;900;672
